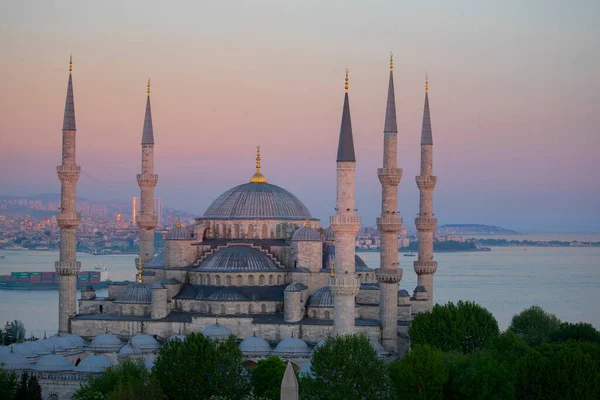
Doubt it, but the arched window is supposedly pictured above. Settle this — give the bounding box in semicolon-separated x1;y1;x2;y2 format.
365;273;370;282
248;275;255;285
234;224;240;238
235;305;241;314
226;275;232;286
358;273;363;283
220;304;226;314
216;275;221;286
268;275;274;285
259;275;265;285
276;224;282;238
311;310;317;318
261;304;267;313
324;311;330;319
277;275;282;285
208;304;212;314
248;304;253;313
236;275;243;286
199;274;202;284
99;305;103;314
248;224;254;238
262;224;268;238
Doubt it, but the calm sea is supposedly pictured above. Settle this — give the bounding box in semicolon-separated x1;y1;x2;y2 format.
0;233;599;336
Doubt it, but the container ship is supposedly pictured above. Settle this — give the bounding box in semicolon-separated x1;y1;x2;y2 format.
0;266;109;290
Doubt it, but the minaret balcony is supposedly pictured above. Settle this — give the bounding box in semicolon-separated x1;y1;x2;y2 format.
55;261;82;276
56;212;81;229
57;165;80;183
329;275;360;296
415;217;437;232
377;217;403;233
416;176;437;190
137;173;158;187
375;267;403;284
330;215;361;235
413;260;438;275
377;168;402;186
137;214;158;229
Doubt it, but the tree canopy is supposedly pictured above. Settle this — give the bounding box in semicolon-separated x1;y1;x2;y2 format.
389;344;447;400
409;301;500;353
250;356;287;400
508;306;561;346
300;334;391;400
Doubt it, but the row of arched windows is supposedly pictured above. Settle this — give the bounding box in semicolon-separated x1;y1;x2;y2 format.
209;222;298;240
195;273;283;286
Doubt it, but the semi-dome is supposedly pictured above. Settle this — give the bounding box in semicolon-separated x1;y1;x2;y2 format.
284;283;307;292
292;226;321;242
398;289;410;297
206;287;249;301
239;334;272;355
34;354;72;371
0;348;30;370
323;227;334;242
130;334;160;351
307;287;333;308
323;245;372;272
78;355;111;373
202;323;232;340
194;245;283;273
89;333;123;352
166;218;193;240
273;337;310;356
115;282;152;304
203;182;311;220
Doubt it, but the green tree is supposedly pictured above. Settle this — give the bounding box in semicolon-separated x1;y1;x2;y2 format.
0;369;17;399
300;334;391;400
389;344;447;400
75;359;160;400
508;306;561;346
26;375;42;400
487;330;531;367
250;356;287;400
152;332;249;399
409;301;500;353
549;322;600;344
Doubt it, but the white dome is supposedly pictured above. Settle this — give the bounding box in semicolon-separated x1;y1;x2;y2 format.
0;348;30;370
78;355;111;373
130;334;160;351
202;323;232;340
34;354;72;371
239;335;271;355
273;337;310;356
89;334;123;352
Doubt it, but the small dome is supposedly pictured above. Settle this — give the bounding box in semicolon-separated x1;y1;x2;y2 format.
80;283;96;292
323;227;334;242
115;282;152;304
307;287;333;308
40;335;74;352
285;283;308;292
202;323;232;340
149;282;165;290
62;334;87;348
207;287;249;301
78;355;111;373
292;226;321;242
194;245;283;273
89;333;123;352
239;335;271;355
34;354;72;371
165;220;192;240
398;289;410;297
118;342;142;357
273;337;310;356
167;334;186;342
414;285;428;293
130;334;160;351
0;348;30;370
13;341;50;357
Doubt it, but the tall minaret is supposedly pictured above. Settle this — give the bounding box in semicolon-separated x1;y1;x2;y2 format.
330;70;361;336
414;75;438;309
136;80;158;265
55;55;81;335
375;53;403;352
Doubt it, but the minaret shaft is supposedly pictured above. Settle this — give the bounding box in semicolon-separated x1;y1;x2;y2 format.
376;68;403;352
414;89;438;309
55;63;81;335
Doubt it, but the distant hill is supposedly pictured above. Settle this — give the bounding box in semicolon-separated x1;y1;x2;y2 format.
437;224;520;235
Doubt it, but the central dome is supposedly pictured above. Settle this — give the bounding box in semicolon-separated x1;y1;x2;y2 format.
204;182;311;220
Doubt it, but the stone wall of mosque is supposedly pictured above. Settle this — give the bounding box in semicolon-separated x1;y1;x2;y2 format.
79;298;115;315
176;299;283;315
290;271;329;296
36;374;85;400
292;241;322;272
164;240;197;268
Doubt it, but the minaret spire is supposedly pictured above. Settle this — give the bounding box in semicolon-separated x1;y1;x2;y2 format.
330;68;361;336
55;55;82;335
375;53;403;352
414;74;438;310
137;80;159;267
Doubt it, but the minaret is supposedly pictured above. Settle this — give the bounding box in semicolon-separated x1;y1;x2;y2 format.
414;75;438;309
375;53;403;352
330;69;361;336
136;79;158;266
55;55;81;335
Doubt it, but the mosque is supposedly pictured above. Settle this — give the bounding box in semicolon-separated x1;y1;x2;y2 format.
0;54;438;399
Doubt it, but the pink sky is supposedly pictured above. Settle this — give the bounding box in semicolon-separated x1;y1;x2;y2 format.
0;1;599;232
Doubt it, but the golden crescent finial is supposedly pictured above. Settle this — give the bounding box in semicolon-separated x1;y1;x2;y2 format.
305;217;309;228
147;78;151;96
136;258;143;283
425;74;429;93
176;217;182;228
69;54;72;74
330;258;335;277
345;69;349;93
390;51;393;71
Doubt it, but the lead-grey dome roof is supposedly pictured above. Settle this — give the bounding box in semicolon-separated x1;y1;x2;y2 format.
307;286;333;308
88;334;123;352
206;287;249;301
130;334;160;351
34;354;72;371
78;355;111;373
323;245;372;272
285;283;308;292
194;245;283;273
204;182;311;220
239;335;271;355
292;226;322;242
273;337;310;356
115;282;151;304
323;227;334;242
202;323;232;340
0;348;30;370
165;224;193;240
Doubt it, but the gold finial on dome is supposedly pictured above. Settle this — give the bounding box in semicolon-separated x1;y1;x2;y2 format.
330;259;335;277
390;51;393;71
345;69;349;93
69;54;72;74
250;145;267;183
176;217;182;228
147;78;151;96
136;258;143;283
425;74;429;93
305;217;309;227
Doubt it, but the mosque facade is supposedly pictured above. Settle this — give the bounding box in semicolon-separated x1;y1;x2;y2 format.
0;55;439;399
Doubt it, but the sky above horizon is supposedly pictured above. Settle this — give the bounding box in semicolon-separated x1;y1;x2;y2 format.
1;1;599;233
